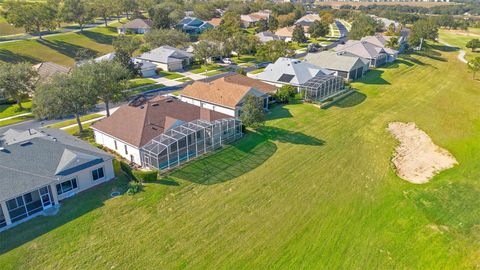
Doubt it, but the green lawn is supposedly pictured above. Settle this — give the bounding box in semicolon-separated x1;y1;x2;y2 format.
157;71;184;79
125;84;166;95
188;64;222;74
0;26;118;66
46;113;103;129
127;78;157;89
439;30;480;62
0;114;34;127
177;77;193;82
203;70;224;77
0;101;32;119
2;45;480;269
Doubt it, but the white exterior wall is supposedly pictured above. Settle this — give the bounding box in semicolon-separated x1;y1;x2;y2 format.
56;160;115;201
141;68;157;78
178;96;236;117
93;130;142;165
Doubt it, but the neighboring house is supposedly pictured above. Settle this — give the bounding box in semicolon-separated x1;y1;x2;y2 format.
334;40;390;67
370;15;399;32
33;62;71;84
176;17;213;35
295;14;321;30
255;57;334;87
207;18;222;27
117;18;153;34
304;51;369;80
136;46;194;71
240;10;271;27
0;128;115;231
91;96;232;166
275;26;295;42
361;35;399;61
256;31;282;43
132;58;157;77
179;74;273;117
94;52;116;62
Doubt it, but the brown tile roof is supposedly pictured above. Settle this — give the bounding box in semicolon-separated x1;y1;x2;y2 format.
33;62;71;83
119;18;153;29
91;97;229;147
207;18;222;27
180;75;269;109
275;26;294;38
223;74;277;94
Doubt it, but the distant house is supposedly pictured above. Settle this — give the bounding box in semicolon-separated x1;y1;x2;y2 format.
136;46;194;71
207;18;222;27
274;26;295;42
361;35;399;61
256;31;282;43
370;15;399;32
304;51;369;80
179;74;274;117
255;57;345;102
93;52;157;78
94;52;116;62
92;96;233;165
0;128;115;231
295;14;321;30
334;40;391;67
176;17;213;35
117;18;153;34
33;62;71;84
240;10;271;27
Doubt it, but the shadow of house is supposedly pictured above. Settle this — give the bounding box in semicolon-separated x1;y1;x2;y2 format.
256;126;325;146
37;39;97;60
322;91;367;109
267;103;294;121
355;70;390;85
80;30;115;45
0;49;40;64
0;174;129;255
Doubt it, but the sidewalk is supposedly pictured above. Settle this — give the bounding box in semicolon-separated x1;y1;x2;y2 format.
0;112;32;122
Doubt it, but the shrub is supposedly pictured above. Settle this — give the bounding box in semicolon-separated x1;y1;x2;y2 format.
275;85;297;103
119;161;133;178
126;181;142;195
132;170;158;182
236;68;247;75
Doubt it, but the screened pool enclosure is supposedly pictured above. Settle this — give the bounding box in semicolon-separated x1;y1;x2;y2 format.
300;75;345;103
141;118;243;171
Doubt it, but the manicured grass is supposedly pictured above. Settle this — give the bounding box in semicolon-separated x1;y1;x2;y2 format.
0;114;34;127
439;30;480;61
0;101;32;119
2;45;480;269
125;84;166;95
46;113;103;129
158;71;184;79
0;26;118;66
188;64;222;74
127;78;157;89
231;55;257;64
177;77;193;82
203;70;224;76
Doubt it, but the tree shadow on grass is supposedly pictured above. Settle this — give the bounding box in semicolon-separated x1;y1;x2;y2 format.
37;39;97;59
355;69;390;85
322;91;367;109
0;171;129;255
171;127;324;185
80;30;115;45
267;103;293;121
0;49;40;64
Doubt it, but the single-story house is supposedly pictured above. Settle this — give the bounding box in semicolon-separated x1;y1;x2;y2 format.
334;40;390;67
255;57;335;87
179;74;273;117
370;15;399;32
33;62;71;84
240;10;271;28
176;17;213;35
256;31;282;43
136;46;194;71
132;58;157;77
117;18;153;34
274;26;295;42
361;35;399;61
304;51;369;80
91;96;232;166
295;14;321;30
0;128;115;231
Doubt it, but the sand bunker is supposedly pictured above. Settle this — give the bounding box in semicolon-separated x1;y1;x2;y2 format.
388;122;458;184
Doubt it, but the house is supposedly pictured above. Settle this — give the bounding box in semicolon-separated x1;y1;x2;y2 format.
304;51;369;80
334;40;390;67
33;62;71;84
274;26;295;42
240;10;271;27
179;74;273;117
136;46;194;71
256;31;282;43
117;18;153;34
361;35;399;61
176;17;213;35
295;14;321;30
91;96;233;165
370;15;399;32
94;52;116;62
207;18;222;27
0;128;115;231
255;57;335;87
132;58;157;77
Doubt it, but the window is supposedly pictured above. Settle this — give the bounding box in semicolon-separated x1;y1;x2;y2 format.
56;178;78;195
114;140;118;150
92;167;105;181
23;193;33;203
130;155;135;163
124;145;128;155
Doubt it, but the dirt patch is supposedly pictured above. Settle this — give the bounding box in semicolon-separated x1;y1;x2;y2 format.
388;122;458;184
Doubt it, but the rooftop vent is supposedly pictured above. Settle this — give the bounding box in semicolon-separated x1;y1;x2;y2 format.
152;103;159;107
20;141;32;146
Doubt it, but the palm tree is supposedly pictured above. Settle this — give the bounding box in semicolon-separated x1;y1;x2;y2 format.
385;37;399;50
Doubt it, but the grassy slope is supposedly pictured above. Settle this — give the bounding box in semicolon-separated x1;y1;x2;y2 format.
0;26;118;66
439;29;480;61
1;46;480;269
0;101;31;119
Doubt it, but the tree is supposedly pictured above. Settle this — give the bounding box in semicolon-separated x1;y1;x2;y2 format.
277;12;296;28
239;95;265;128
61;0;95;32
193;41;222;64
256;40;292;62
0;62;37;109
256;19;269;33
275;85;296;103
148;2;185;29
468;57;480;80
348;14;380;40
309;21;329;38
193;3;219;21
408;19;438;49
113;35;141;76
2;1;56;38
76;61;130;117
267;15;279;31
466;39;480;52
292;24;307;43
386;37;400;50
220;11;242;34
319;11;335;25
144;29;190;48
228;32;258;57
91;0;114;27
120;0;138;20
33;73;97;132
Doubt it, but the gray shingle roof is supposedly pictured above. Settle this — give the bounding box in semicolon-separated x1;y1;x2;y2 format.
0;128;112;202
137;46;193;64
334;40;387;60
118;19;153;30
304;51;369;72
